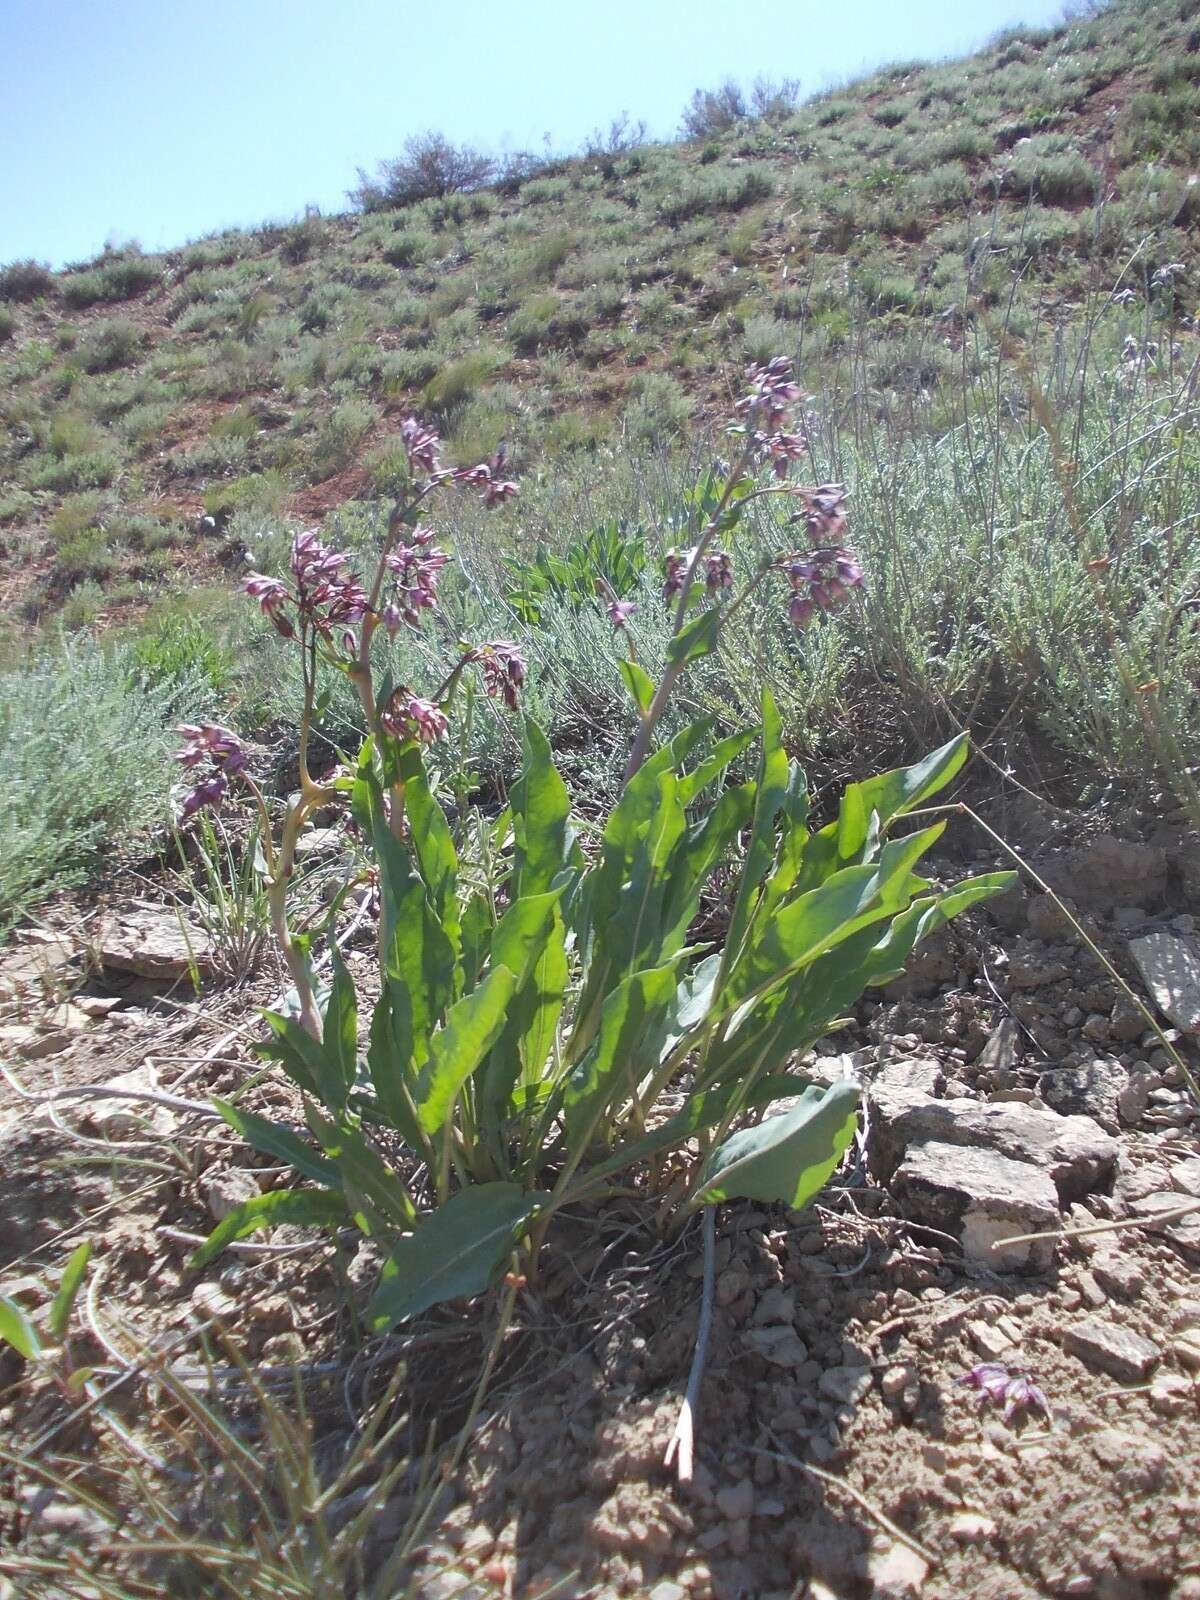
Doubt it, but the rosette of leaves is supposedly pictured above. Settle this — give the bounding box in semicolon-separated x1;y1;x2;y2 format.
502;518;648;624
194;697;1011;1330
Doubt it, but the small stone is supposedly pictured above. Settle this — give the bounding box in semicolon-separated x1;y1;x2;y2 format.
1150;1373;1195;1415
649;1584;687;1600
948;1511;995;1544
1040;1059;1128;1133
73;994;123;1019
1172;1332;1200;1372
1063;1318;1161;1382
867;1538;929;1596
744;1325;809;1368
715;1265;749;1306
201;1166;261;1222
98;907;214;982
969;1320;1013;1362
1170;1158;1200;1198
881;1364;917;1402
1128;1192;1200;1259
1076;1270;1107;1310
715;1479;754;1521
1090;1249;1144;1300
1129;929;1200;1033
890;1139;1058;1272
818;1365;873;1406
192;1283;238;1320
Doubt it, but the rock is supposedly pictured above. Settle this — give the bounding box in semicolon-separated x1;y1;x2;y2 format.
0;1023;71;1061
1090;1248;1144;1301
1063;1318;1161;1381
881;1364;917;1402
744;1326;809;1368
73;994;123;1019
0;935;76;1001
1043;837;1167;910
1170;1332;1200;1372
715;1479;754;1521
1128;929;1200;1033
98;907;214;982
1172;1158;1200;1197
78;1064;176;1137
818;1366;874;1406
1039;1059;1128;1133
649;1583;687;1600
866;1538;929;1596
1127;1192;1200;1259
201;1165;261;1222
1116;1071;1154;1126
948;1511;995;1544
867;1076;1117;1204
891;1139;1058;1272
969;1320;1014;1361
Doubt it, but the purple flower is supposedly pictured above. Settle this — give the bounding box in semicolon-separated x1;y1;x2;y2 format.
606;598;638;629
380;688;449;744
735;357;804;427
705;551;733;593
472;640;527;710
959;1363;1050;1424
175;723;248;819
662;547;694;600
784;543;863;625
243;573;294;637
453;443;518;507
789;483;850;545
400;416;443;475
386;537;451;624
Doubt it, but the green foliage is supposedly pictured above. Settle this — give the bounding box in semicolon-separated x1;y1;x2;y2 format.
61;252;160;308
503;519;649;623
0;258;54;302
199;712;1008;1327
659;164;774;223
0;639;211;927
422;347;505;413
79;317;143;373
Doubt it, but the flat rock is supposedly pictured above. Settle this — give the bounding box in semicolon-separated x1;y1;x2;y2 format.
0;935;76;1001
1128;929;1200;1034
743;1325;809;1368
98;908;214;982
1063;1317;1161;1382
890;1139;1058;1272
867;1075;1117;1204
1039;1058;1128;1133
818;1365;873;1405
1127;1191;1200;1260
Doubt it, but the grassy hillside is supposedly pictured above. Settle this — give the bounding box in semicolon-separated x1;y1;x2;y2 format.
1;0;1199;925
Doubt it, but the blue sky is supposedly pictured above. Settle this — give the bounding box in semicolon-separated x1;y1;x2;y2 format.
3;0;1067;268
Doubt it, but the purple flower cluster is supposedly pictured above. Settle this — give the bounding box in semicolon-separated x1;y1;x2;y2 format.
607;598;638;630
785;547;864;630
452;443;519;508
175;722;248;818
959;1363;1050;1424
399;416;518;506
470;640;527;709
662;547;694;601
243;532;367;647
383;527;450;631
735;357;815;481
380;688;449;745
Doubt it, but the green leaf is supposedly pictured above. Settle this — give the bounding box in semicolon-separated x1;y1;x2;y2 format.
835;782;870;861
190;1190;349;1270
49;1242;92;1343
722;689;791;966
0;1297;41;1360
697;1080;859;1207
564;962;682;1151
416;965;519;1136
617;658;656;718
256;1007;327;1099
676;729;757;806
213;1100;339;1187
306;1109;416;1229
366;1184;549;1332
398;744;461;955
666;607;721;667
511;720;576;899
322;949;358;1104
852;735;969;829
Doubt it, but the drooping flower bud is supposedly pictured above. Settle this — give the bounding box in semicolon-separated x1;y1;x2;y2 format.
606;598;638;629
380;688;449;744
472;641;527;709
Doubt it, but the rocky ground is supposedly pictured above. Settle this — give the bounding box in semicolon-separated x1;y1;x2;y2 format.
1;818;1199;1599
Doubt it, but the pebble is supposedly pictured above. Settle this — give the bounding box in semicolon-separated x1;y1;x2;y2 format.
1172;1332;1200;1372
818;1365;874;1406
1063;1318;1161;1382
949;1511;996;1544
715;1479;754;1521
881;1364;917;1401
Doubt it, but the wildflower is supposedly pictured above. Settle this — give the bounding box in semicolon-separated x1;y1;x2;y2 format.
959;1362;1050;1424
789;483;850;544
736;356;804;426
472;640;527;709
386;536;450;624
244;572;293;638
785;546;863;626
606;598;638;629
400;416;443;475
380;688;449;744
766;430;809;480
175;722;248;818
705;550;733;592
662;547;694;600
454;443;518;507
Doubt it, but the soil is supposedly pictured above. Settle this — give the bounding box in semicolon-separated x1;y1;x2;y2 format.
1;792;1198;1600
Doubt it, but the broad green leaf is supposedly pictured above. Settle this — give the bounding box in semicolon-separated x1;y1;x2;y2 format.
460;891;494;990
511;720;576;899
835;781;870;861
0;1296;41;1360
666;607;721;667
676;730;756;806
306;1109;416;1228
398;744;461;955
213;1099;339;1187
564;962;681;1151
190;1189;349;1270
697;1080;859;1207
617;658;656;719
256;1007;328;1099
481;904;568;1143
416;966;518;1135
854;734;969;826
722;690;791;967
49;1242;92;1342
366;1183;549;1331
322;949;358;1106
